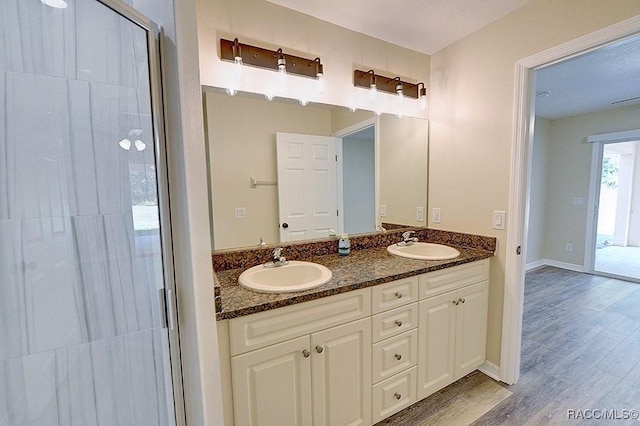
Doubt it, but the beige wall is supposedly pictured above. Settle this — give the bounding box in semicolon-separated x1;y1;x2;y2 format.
526;117;550;266
196;0;429;118
428;0;640;364
543;104;640;265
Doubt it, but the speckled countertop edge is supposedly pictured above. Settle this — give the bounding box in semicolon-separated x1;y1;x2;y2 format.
215;244;493;320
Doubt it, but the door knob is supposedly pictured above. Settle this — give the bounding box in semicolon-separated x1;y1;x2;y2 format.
394;392;402;400
395;320;403;327
302;349;310;358
282;222;289;228
395;292;403;299
395;353;402;361
316;345;324;353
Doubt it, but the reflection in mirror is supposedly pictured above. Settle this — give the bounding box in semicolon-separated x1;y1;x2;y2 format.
204;88;428;250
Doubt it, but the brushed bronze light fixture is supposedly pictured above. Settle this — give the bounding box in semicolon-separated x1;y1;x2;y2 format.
220;38;323;80
353;69;424;101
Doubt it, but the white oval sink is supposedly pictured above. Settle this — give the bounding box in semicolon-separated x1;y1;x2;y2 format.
238;261;333;293
387;242;460;261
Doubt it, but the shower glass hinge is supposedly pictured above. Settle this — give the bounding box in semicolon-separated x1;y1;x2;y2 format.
158;288;177;330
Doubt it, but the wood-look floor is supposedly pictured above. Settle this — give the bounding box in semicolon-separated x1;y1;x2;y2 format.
378;266;640;425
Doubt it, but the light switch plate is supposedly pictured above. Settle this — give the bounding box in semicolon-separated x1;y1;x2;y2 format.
234;207;246;219
380;204;387;217
493;210;506;230
432;208;441;224
416;207;425;222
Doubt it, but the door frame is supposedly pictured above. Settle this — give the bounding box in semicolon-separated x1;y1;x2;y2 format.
333;117;379;234
502;15;640;385
98;0;186;423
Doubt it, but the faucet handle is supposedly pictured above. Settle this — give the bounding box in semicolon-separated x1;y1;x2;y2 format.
272;247;283;258
402;230;416;239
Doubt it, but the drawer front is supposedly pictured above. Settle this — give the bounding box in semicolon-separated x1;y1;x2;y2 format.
229;288;371;355
372;276;419;314
372;329;417;383
372;303;418;343
372;366;417;424
419;259;489;299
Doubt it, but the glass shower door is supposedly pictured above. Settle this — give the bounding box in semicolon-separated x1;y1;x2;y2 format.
0;0;180;424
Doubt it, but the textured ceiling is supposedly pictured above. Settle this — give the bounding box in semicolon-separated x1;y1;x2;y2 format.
265;0;532;55
535;36;640;120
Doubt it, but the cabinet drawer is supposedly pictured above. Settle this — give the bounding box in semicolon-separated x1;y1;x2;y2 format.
419;259;489;299
229;288;371;355
372;303;418;343
372;329;417;383
372;366;417;424
372;276;419;314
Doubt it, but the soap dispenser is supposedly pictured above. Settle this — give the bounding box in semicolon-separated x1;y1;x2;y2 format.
338;233;351;256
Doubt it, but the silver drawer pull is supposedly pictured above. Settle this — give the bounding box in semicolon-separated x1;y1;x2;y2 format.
302;349;310;358
316;345;324;354
395;292;403;299
395;320;403;327
394;392;402;400
395;353;402;361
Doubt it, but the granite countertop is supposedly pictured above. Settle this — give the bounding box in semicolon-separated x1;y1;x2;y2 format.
214;244;493;320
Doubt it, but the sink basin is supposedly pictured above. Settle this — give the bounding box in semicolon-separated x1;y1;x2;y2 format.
387;242;460;261
238;261;333;293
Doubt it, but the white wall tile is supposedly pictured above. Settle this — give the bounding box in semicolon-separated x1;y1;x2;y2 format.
0;219;27;361
0;72;7;220
5;72;72;220
0;0;76;78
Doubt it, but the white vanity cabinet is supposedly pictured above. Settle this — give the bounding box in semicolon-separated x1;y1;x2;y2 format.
371;277;419;423
417;260;489;400
229;288;372;426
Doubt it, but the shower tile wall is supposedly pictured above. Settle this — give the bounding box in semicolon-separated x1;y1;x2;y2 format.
0;0;173;425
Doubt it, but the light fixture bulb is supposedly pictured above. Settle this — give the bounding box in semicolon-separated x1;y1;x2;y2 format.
232;38;243;81
277;49;287;88
418;83;428;111
265;93;275;101
314;58;324;94
367;70;378;101
298;99;309;106
40;0;68;8
395;79;404;98
134;139;146;152
226;87;237;96
119;138;132;151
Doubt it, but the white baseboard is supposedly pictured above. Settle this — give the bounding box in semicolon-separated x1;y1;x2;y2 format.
525;259;545;271
478;361;501;381
525;258;585;273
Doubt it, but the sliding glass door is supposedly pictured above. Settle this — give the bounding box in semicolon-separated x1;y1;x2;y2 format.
0;0;183;424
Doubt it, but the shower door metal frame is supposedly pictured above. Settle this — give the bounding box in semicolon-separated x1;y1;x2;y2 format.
96;0;186;424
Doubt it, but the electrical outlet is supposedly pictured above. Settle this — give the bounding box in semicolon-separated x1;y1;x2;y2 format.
416;207;425;222
432;208;441;224
380;204;387;217
565;243;573;252
234;207;246;219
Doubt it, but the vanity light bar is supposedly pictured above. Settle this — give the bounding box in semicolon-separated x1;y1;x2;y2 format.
353;69;421;99
220;38;322;79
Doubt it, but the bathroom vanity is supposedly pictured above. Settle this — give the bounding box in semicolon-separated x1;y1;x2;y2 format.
213;229;495;426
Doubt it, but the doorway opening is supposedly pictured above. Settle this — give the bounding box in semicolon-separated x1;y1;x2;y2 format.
592;140;640;281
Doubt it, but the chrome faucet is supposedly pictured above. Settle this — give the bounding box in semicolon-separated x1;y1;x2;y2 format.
397;231;419;246
264;247;288;267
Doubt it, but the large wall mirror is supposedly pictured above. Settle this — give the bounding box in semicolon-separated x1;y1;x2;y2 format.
204;88;429;250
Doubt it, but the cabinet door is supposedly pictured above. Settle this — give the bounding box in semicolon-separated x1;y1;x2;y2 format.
455;280;489;379
311;318;371;426
232;336;312;426
417;291;456;399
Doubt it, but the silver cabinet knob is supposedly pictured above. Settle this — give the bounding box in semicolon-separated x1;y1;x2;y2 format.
459;298;466;304
395;320;403;327
316;345;324;353
394;392;402;400
395;353;402;361
302;349;310;358
395;292;403;299
452;300;459;305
